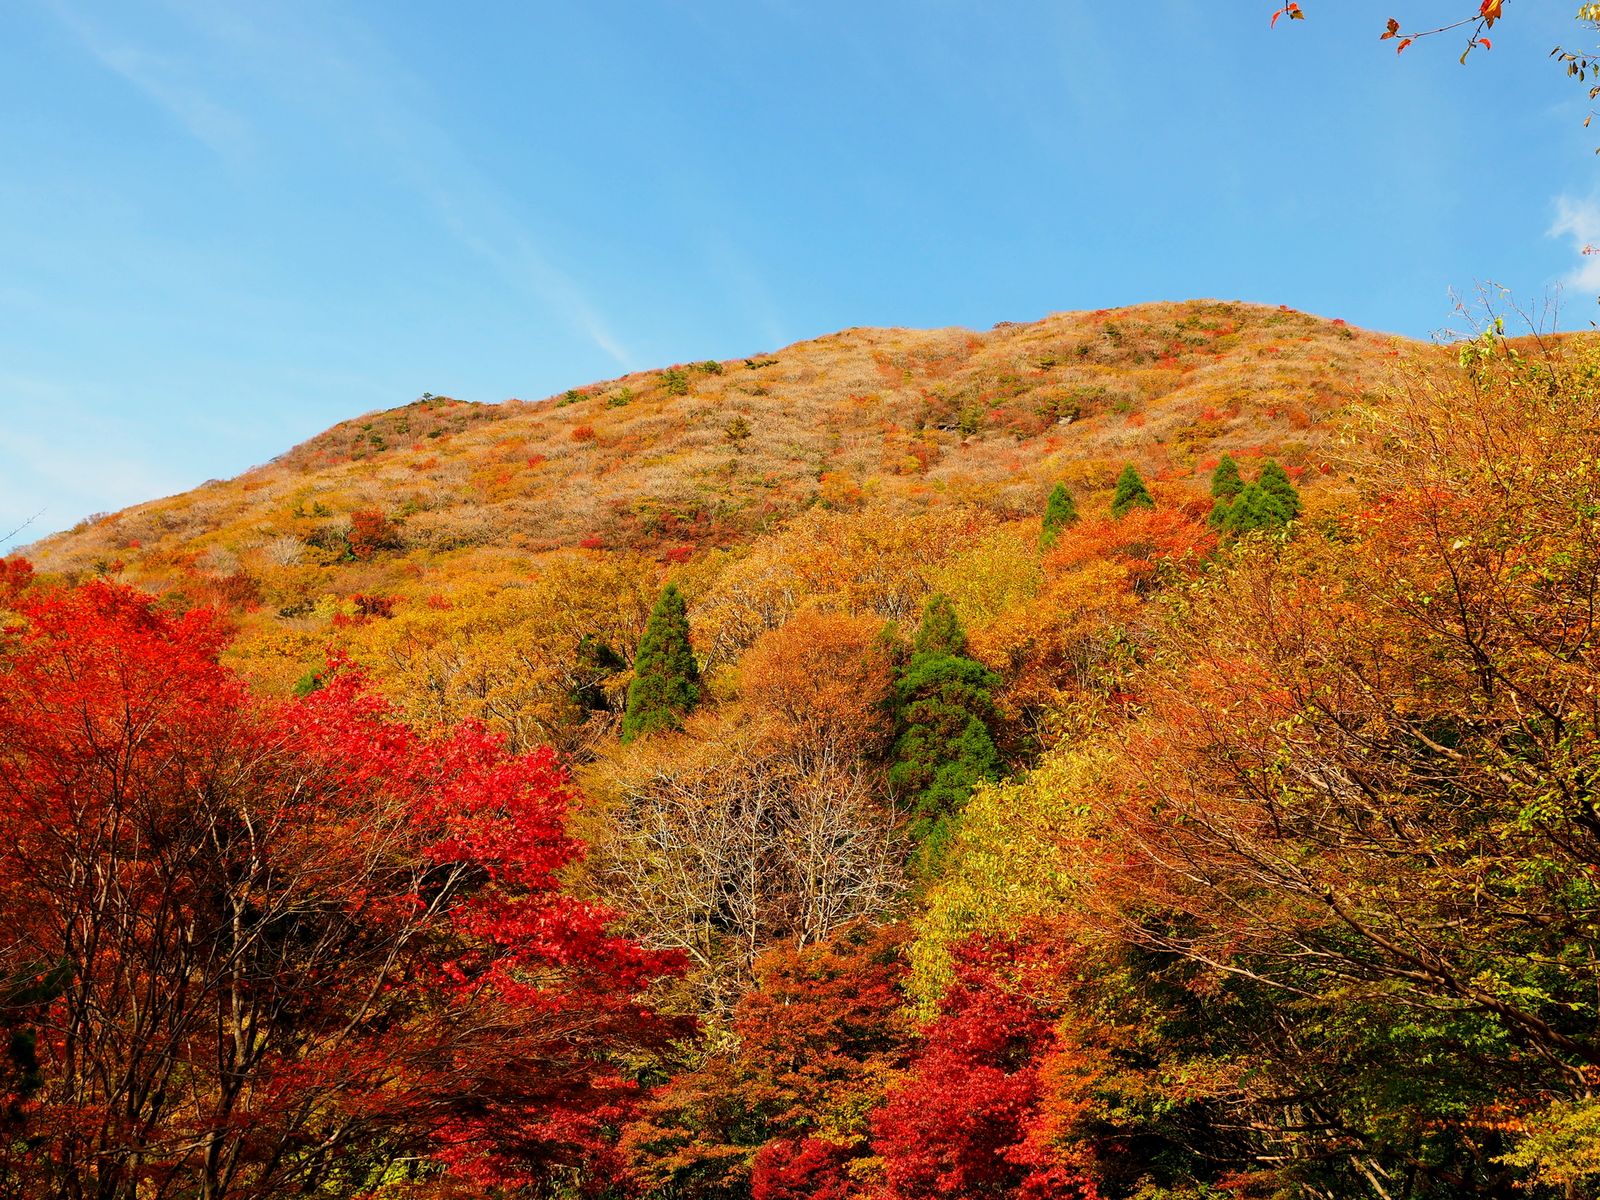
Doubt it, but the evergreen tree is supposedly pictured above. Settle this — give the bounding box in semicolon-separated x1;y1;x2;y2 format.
890;596;1003;855
572;634;627;714
1040;483;1079;548
1111;465;1156;518
1257;460;1302;520
620;584;701;742
1210;454;1245;501
914;593;966;657
1221;482;1293;536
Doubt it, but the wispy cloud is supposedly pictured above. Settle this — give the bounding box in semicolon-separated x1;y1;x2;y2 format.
1549;194;1600;291
42;0;250;158
43;0;632;369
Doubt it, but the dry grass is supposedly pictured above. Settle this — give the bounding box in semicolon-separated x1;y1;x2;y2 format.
24;300;1422;689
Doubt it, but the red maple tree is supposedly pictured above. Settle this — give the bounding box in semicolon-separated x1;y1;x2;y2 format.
0;579;683;1200
872;937;1100;1200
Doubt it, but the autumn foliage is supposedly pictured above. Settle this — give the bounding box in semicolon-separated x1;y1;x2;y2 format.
873;937;1098;1200
19;303;1600;1196
0;580;680;1198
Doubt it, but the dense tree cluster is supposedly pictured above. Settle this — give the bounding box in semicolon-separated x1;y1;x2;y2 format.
10;317;1600;1197
1208;455;1301;534
0;581;681;1199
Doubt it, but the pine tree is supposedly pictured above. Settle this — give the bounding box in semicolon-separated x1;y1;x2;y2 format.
1210;454;1245;501
1257;460;1302;520
1040;483;1078;548
914;593;967;657
620;584;701;742
1111;465;1155;518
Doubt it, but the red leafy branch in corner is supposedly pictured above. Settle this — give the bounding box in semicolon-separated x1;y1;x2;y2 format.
1275;1;1504;62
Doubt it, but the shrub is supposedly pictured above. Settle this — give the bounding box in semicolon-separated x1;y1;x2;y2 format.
1110;465;1155;518
346;510;400;561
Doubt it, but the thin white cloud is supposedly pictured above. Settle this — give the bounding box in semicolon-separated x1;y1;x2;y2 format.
42;0;250;159
1550;195;1600;292
42;0;631;370
158;0;634;369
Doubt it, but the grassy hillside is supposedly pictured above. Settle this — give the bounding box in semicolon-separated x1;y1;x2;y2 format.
28;300;1407;694
22;306;1600;1196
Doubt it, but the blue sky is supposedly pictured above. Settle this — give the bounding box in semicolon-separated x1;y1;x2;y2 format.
3;1;1597;542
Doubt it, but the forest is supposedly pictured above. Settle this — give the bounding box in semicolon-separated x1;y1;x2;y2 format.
7;303;1600;1198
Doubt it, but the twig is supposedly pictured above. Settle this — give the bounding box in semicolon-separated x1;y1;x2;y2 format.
0;508;45;551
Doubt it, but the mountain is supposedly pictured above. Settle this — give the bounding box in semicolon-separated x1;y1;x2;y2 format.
25;299;1410;697
23;302;1600;1195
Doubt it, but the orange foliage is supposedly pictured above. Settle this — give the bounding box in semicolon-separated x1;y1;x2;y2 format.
739;612;896;757
1046;507;1215;596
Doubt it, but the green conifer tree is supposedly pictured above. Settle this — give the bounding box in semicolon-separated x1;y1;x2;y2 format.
1040;483;1079;548
914;593;967;657
1110;465;1156;518
890;595;1003;855
620;583;701;742
1210;454;1245;500
572;634;626;714
1257;460;1302;520
1221;482;1292;536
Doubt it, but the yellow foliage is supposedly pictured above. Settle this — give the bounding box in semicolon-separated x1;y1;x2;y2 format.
925;521;1044;629
1498;1099;1600;1188
691;505;985;670
341;551;658;754
908;741;1113;1012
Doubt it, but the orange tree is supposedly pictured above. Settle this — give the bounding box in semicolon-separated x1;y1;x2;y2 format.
1094;330;1600;1191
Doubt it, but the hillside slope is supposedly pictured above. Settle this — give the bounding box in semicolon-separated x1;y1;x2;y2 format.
26;299;1414;696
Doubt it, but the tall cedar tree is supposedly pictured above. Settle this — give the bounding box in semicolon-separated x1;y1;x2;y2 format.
621;583;701;742
914;592;967;656
1110;465;1155;518
1040;483;1079;548
1208;454;1245;527
889;595;1003;850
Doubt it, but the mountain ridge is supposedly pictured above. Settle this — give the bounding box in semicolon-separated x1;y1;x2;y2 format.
23;297;1414;695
